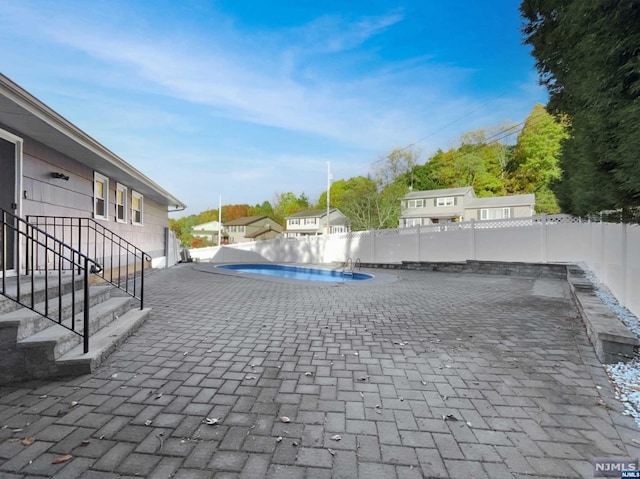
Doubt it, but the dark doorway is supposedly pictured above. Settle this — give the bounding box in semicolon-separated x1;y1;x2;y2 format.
0;137;16;272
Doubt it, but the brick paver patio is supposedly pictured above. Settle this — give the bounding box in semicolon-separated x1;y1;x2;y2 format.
0;264;638;478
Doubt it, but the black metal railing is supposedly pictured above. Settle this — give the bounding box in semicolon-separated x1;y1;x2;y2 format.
1;208;101;353
26;215;149;309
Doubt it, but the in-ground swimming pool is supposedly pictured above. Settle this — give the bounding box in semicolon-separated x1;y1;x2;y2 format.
216;263;373;282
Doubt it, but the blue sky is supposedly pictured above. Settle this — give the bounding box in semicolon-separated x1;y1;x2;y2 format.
0;0;546;215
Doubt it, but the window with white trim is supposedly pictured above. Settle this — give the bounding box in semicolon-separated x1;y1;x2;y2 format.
436;197;454;206
94;172;108;220
131;191;143;225
405;218;422;227
407;199;425;208
116;183;127;222
480;208;510;220
289;218;300;225
305;218;317;225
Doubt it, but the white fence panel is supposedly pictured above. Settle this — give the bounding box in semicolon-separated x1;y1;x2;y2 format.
546;223;587;263
419;229;470;262
624;225;640;318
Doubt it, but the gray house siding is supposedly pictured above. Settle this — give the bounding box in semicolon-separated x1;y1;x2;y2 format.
6;124;168;261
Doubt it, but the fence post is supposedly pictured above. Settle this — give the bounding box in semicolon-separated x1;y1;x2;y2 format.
416;226;421;261
541;213;548;263
600;220;606;282
371;230;376;264
620;222;627;307
469;220;476;260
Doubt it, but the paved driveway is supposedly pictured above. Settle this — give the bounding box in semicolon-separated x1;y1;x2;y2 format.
0;264;638;478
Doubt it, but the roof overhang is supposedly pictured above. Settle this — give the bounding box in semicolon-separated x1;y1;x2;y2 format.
0;74;186;210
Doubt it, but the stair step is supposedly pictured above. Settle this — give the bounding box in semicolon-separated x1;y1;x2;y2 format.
17;297;132;360
0;286;113;341
56;308;152;376
0;275;83;314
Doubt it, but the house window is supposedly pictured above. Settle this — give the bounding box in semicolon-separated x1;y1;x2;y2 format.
436;197;454;206
131;191;143;225
116;183;127;222
480;208;510;220
405;218;422;227
407;199;424;208
94;172;108;220
305;218;317;225
289;219;300;225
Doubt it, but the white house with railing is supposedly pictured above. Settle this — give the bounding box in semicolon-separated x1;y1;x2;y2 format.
399;187;535;227
284;209;350;237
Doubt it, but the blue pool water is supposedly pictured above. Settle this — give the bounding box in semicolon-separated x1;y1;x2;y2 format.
216;263;373;282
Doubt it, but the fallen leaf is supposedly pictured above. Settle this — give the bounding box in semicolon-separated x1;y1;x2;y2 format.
327;448;336;456
292;441;298;447
80;440;91;446
52;454;72;464
245;376;256;380
360;392;364;399
279;416;291;423
304;372;313;377
466;422;473;427
399;397;404;402
111;373;118;379
204;417;222;425
11;429;23;433
183;352;188;356
276;436;283;443
442;414;459;422
357;376;369;381
144;420;153;426
330;434;342;441
155;393;163;400
22;437;35;446
632;439;640;445
38;395;47;399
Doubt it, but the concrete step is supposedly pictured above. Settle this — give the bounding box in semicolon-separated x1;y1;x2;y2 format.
0;275;83;314
56;307;152;376
0;286;112;342
17;297;133;366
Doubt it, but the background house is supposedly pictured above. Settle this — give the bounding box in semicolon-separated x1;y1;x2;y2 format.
0;73;186;272
223;216;283;243
399;187;535;227
192;220;222;243
284;209;351;237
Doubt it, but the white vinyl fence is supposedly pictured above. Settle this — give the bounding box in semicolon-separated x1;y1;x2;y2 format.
190;215;639;319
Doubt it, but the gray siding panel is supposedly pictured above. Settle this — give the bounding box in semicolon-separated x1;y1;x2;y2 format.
17;132;168;260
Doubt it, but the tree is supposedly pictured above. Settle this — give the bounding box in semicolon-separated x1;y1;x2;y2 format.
521;0;640;215
272;192;310;224
412;129;513;197
507;104;569;213
336;176;380;230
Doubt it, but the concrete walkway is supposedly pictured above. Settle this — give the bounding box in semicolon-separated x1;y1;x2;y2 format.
0;264;638;478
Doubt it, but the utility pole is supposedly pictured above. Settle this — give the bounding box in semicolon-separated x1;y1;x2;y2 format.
326;162;331;235
218;194;222;245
